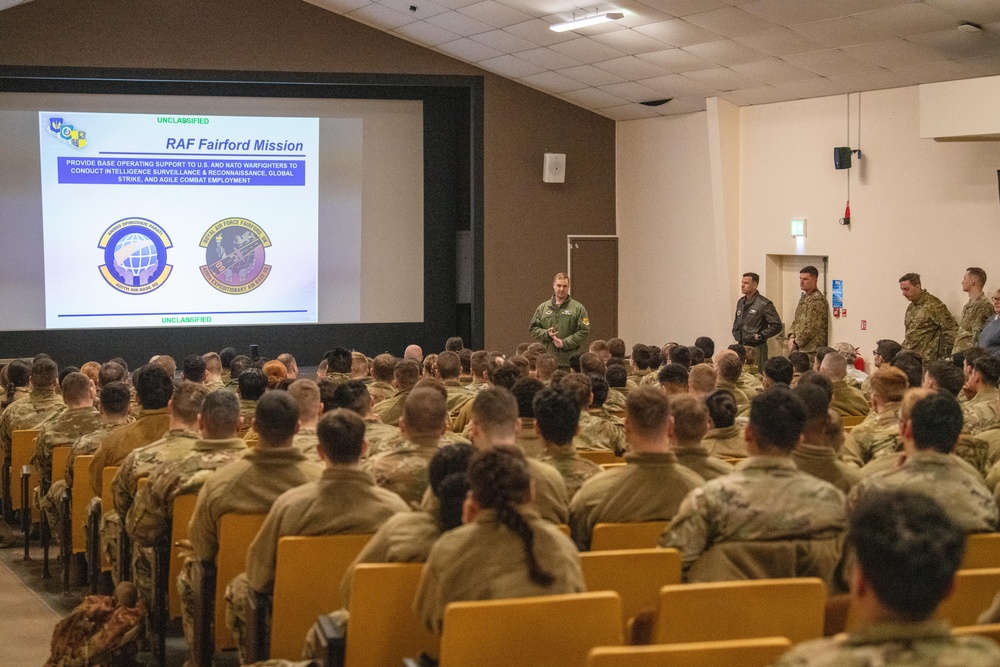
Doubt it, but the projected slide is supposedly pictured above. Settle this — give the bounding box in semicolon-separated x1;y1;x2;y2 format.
38;111;324;329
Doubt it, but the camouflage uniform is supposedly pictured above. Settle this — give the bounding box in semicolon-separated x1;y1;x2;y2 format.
575;408;627;456
792;443;861;494
902;290;959;363
450;397;475;435
238;399;256;435
674;445;736;481
830;380;870;418
639;371;660;387
538;446;603;500
787;289;829;355
515;418;544;458
90;408;171;496
569;451;703;551
364;435;441;508
373;388;411;427
964;387;999;435
290;428;320;463
525;457;570;524
442;380;474;417
701;425;748;459
849;451;998;532
954;294;994;354
737;371;763;398
717;380;751;417
0;386;65;459
31;405;102;494
841;404;902;468
362;417;403;458
773;619;1000;666
325;371;351;388
529;295;590;368
415;507;585;634
980;427;1000;475
366;381;396;406
660;456;847;573
604;389;627;416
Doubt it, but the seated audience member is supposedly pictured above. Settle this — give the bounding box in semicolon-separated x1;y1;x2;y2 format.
963;356;1000;434
589;340;611;365
713;352;751;416
729;344;763;395
792;383;860;493
0;357;65;468
285;379;323;459
657;363;689;396
849;391;998;533
324;347;354;386
80;361;100;387
923;359;966;396
226;408;406;659
569;387;703;550
436;350;475;417
694;337;715;364
667;345;691;369
862;340;903;396
331;380;400;457
607;337;626;360
277;352;299;380
365;387;449;507
31;371;100;498
687;345;705;367
373;358;420;427
606;363;629;398
836;342;868;385
820;352;870;417
788;351;810;386
200;353;223;391
701;390;747;459
813;346;835;372
842;367;908;468
350;351;370;381
366;353;397;404
661;387;846;580
628;344;656;388
533;353;557;386
237;368;267;432
559;373;626;456
763;356;794;388
404;344;424;364
891;351;925;394
534;387;602;499
687;363;717;400
98;360;128;388
182;354;207;384
219;347;238;386
415;447;584;634
669;394;733;481
261;359;288;390
510;377;545;458
182;391;323;662
1;358;31;409
775;488;1000;666
90;364;174;496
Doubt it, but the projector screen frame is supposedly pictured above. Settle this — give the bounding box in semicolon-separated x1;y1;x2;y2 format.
0;66;484;368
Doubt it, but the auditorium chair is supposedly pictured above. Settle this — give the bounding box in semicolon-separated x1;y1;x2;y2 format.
577;450;618;465
590;521;668;551
151;492;201;667
962;533;1000;570
579;548;681;631
953;623;1000;643
935;568;1000;627
587;637;793;667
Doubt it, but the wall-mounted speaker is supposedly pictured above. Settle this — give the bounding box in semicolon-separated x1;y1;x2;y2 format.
834;147;852;170
543;152;566;183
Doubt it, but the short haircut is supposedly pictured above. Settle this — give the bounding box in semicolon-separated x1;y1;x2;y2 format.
351;352;368;377
625;387;670;439
964;346;988;368
742;272;760;284
796;371;833;404
59;366;79;387
834;343;857;362
152;354;177;378
535;354;557;380
458;348;472;374
98;361;127;386
317;409;366;464
716;353;742;383
532;387;579;446
469;350;489;378
402;386;448;435
875;340;903;363
688;346;705;366
869;366;909;403
974;356;1000;387
229;355;252;380
108;357;128;373
705;390;737;428
849;488;964;621
899;272;921;285
800;265;818;278
394;359;421;390
892;351;924;389
436;351;462;380
515;343;529;356
182;354;207;383
748;387;807;451
508;355;530;378
31;358;58;388
910;392;963;454
587;373;609;408
202;352;222;375
99;382;131;416
554;272;569;282
134;364;174;410
220;347;238;370
631;344;654;370
788;351;810;373
238;368;268;401
568;352;582;373
200;390;241;439
471;387;519;434
694;336;715;358
557;373;591;410
727;344;747;365
793;382;831;422
511;377;544;419
967;267;987;287
606;364;627;388
589;340;609;355
170;381;209;423
61;372;92;403
924;361;964;397
254;391;300;444
445;336;464;352
820;351;848;381
316;378;338;414
372;353;397;382
814;346;835;367
277;352;297;375
331;380;371;415
492;362;522;391
287;379;322;417
607;338;626;358
667;345;691;368
689;364;717;394
579;352;605;376
658;363;689;388
764;356;794;385
669;394;710;442
326;347;353;374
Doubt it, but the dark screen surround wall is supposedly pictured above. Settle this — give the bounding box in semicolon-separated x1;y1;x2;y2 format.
0;0;616;364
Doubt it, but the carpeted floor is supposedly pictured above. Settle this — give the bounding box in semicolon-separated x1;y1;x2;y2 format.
0;545;64;666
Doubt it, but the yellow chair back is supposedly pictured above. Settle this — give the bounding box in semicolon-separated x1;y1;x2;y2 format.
439;591;624;667
70;455;95;555
213;513;266;648
51;446;70;486
578;450;617;465
936;568;1000;627
599;463;627;471
580;549;681;630
953;623;1000;643
587;637;792;667
11;429;40;515
344;563;438;667
841;415;866;428
590;522;667;551
269;533;372;660
962;533;1000;570
655;578;825;645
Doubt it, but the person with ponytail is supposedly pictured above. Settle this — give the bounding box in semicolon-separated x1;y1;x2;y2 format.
2;358;30;409
415;446;583;634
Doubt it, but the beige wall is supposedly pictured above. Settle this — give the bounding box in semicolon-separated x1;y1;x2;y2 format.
0;0;616;355
618;83;1000;368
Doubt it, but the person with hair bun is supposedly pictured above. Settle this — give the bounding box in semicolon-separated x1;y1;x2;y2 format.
415;446;583;634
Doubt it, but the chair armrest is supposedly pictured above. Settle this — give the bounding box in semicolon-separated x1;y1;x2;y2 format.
316;612;346;667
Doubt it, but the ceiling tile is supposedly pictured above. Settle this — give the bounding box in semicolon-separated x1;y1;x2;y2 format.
598;81;671;102
348;3;418;28
851;3;957;37
426;10;495;35
740;0;839;27
731;58;818;84
827;68;915;92
549;37;629;63
559;87;631;108
598;104;664;120
430;0;482;8
782;48;880;76
589;28;674;54
638;0;728;17
634;18;721;47
734;27;825;56
516;46;583;69
683;39;770;65
925;0;1000;25
377;0;450;19
684;7;779;38
504;18;577;46
682;66;747;90
518;70;589;93
637;72;718;95
593;55;673;79
824;0;912;13
959;53;1000;76
637;47;719;71
477;54;547;77
656;96;709;113
470;28;539;51
907;27;1000;60
557;64;629;86
773;77;846;99
791;17;893;47
493;0;578;14
892;58;986;83
611;1;676;28
458;1;533;28
719;84;793;104
841;39;947;69
392;20;462;45
435;36;505;60
308;0;370;12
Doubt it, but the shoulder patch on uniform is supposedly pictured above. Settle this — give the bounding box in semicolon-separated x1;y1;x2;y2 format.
582;317;589;326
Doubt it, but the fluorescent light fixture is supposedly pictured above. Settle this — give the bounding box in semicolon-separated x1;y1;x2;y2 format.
550;11;624;32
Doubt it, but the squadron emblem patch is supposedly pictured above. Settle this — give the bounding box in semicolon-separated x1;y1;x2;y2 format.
98;217;173;294
199;217;272;294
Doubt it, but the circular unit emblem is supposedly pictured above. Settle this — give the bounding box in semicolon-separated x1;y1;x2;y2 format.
199;217;272;294
97;217;173;294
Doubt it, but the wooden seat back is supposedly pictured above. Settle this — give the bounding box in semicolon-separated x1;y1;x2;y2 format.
587;637;792;667
953;623;1000;643
51;446;70;486
11;429;40;515
169;493;198;619
214;513;267;648
70;455;95;555
962;533;1000;570
590;522;668;551
578;450;617;465
936;568;1000;627
580;549;681;629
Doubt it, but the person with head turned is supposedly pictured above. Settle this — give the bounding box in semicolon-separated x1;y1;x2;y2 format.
792;382;860;493
786;265;829;360
963;356;1000;434
0;357;66;470
732;272;782;367
534;386;602;499
373;358;421;427
669;394;734;481
529;272;590;369
820;352;870;417
330;380;401;459
31;371;99;501
899;272;958;363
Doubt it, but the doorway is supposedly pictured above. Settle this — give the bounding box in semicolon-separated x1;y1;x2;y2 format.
765;254;828;353
568;236;618;348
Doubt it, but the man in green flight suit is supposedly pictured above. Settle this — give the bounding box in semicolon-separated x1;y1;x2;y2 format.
529;272;590;369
